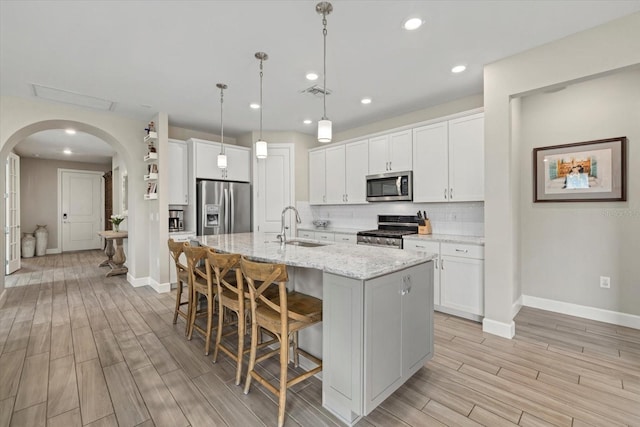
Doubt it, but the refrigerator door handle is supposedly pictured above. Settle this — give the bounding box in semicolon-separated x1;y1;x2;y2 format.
230;188;235;233
223;187;229;234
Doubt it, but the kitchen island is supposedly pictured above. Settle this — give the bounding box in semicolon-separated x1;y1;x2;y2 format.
195;232;436;425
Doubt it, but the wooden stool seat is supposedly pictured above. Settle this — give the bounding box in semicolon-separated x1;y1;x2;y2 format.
240;256;323;427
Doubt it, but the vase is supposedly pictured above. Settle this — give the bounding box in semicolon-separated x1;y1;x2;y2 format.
22;233;36;258
113;224;120;232
34;224;48;256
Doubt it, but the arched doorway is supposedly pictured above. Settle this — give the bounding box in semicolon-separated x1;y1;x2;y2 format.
1;119;135;287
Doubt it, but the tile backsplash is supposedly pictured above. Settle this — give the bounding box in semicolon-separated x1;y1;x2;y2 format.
296;201;484;236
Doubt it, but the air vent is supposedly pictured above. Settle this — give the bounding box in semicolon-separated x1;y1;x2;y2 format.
301;85;332;97
32;84;116;111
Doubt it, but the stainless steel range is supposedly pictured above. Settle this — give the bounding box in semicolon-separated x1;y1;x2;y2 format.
357;214;420;249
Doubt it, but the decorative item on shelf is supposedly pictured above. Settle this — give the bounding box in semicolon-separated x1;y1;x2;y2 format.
21;233;36;258
145;121;155;134
148;142;157;153
34;224;48;256
255;52;269;159
312;219;330;228
316;2;333;143
216;83;228;169
110;214;125;232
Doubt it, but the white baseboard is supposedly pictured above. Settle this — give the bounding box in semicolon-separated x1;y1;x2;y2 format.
46;248;61;254
148;278;171;294
126;274;170;293
127;274;149;288
512;295;523;318
482;318;515;339
522;295;640;329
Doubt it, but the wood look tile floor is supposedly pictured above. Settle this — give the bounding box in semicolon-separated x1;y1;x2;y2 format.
1;251;639;426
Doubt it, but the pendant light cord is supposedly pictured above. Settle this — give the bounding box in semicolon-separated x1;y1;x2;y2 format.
322;14;328;120
219;86;224;155
259;58;264;141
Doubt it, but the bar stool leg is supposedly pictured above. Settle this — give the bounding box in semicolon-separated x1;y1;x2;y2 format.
244;319;259;394
236;309;245;385
278;332;289;427
212;297;224;363
205;294;214;356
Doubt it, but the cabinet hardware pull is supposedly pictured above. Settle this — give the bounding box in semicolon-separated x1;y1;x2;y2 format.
450;188;453;199
416;245;424;248
444;188;447;199
435;259;438;269
441;259;444;269
389;161;392;170
455;248;468;253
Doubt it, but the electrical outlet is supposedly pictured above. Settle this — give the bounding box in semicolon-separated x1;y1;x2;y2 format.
600;276;610;289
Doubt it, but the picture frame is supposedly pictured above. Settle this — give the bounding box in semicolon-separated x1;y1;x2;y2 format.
533;137;626;202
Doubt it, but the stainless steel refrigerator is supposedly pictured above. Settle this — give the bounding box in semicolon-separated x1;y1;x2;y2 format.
197;180;251;236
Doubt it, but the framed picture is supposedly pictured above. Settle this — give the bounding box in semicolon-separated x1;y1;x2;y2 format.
533;137;626;202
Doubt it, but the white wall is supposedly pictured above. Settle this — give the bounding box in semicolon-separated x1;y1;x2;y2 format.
483;12;640;337
20;157;110;250
519;68;640;316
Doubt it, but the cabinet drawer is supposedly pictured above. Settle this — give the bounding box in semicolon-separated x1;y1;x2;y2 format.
334;233;356;244
441;242;484;259
298;230;315;239
315;231;335;241
403;240;439;253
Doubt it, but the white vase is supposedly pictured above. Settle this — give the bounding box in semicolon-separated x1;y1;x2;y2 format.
22;233;36;258
34;224;48;256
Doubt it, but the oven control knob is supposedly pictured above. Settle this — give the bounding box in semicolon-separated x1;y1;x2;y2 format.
386;239;392;245
376;237;381;244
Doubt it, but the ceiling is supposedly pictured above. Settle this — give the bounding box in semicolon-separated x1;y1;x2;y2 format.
2;0;640;157
14;130;115;165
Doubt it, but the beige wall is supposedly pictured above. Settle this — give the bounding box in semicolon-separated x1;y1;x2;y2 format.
20;157;110;251
168;125;236;145
483;12;640;336
519;68;640;315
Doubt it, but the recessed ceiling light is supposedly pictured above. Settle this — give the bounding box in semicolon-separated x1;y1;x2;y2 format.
303;119;312;125
361;97;372;105
403;18;423;31
65;128;76;135
63;149;72;155
249;103;260;109
451;65;467;73
306;73;319;81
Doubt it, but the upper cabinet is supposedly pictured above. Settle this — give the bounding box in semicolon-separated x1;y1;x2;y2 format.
413;112;484;202
309;139;368;205
368;130;412;175
309;150;326;204
193;139;250;182
167;139;188;205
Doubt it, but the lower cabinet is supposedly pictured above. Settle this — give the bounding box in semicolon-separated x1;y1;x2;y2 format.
404;239;484;321
323;263;433;424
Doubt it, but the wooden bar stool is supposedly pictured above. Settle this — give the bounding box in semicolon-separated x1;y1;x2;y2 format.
168;239;189;335
240;256;323;427
183;243;217;355
207;250;250;385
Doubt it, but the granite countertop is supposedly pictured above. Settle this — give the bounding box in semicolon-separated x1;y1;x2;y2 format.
403;233;485;245
194;232;435;280
297;226;362;235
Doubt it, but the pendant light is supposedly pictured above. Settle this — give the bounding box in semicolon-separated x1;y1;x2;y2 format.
316;1;333;143
255;52;268;159
216;83;228;169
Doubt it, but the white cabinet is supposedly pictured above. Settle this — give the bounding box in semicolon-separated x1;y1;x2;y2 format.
363;263;432;413
403;240;441;306
309;139;368;205
298;230;315;239
441;243;484;317
297;229;357;244
309;150;326;204
334;233;356;244
167;139;188;205
405;239;484;320
323;262;432;423
315;231;335;242
413;112;484;202
368;130;412;175
193;139;250;182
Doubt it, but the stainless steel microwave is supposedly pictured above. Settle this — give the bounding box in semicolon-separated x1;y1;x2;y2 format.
366;171;413;202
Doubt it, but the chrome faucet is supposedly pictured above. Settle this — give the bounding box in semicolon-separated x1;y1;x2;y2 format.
277;206;302;243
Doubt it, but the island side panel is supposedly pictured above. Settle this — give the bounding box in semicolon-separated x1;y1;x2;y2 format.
322;272;364;425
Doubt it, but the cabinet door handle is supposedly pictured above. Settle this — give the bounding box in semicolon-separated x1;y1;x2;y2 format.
389;161;392;170
441;259;444;270
450;188;453;199
415;244;425;249
444;188;448;199
455;248;468;253
435;259;438;269
345;194;348;202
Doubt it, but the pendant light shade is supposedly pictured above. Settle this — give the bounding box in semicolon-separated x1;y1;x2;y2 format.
317;119;332;143
255;140;268;159
216;83;228;169
316;2;333;143
255;52;269;159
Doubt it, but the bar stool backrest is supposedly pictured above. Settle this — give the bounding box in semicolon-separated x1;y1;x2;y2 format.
183;244;211;288
206;250;242;296
167;239;188;274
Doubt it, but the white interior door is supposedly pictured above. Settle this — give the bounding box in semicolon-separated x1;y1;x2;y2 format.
5;153;20;274
255;144;294;240
61;170;103;252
